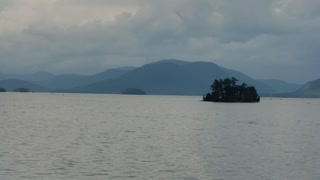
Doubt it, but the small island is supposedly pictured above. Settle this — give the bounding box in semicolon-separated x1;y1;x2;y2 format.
0;87;6;92
203;77;260;102
121;88;146;95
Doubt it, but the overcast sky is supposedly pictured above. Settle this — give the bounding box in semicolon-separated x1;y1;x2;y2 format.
0;0;319;83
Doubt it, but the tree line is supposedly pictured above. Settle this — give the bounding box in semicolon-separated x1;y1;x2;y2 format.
203;77;260;102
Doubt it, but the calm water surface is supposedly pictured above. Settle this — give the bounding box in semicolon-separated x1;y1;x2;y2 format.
0;93;320;180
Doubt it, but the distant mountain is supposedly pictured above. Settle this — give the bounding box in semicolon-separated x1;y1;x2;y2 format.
37;74;85;90
0;60;304;96
259;79;302;94
63;60;292;95
64;62;200;94
0;67;135;91
0;79;47;92
279;79;320;98
0;72;55;82
81;67;135;84
36;67;135;90
152;59;190;66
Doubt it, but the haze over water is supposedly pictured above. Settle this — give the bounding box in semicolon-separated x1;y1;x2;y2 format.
1;93;320;180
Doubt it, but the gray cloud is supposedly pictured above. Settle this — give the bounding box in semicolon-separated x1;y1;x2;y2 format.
0;0;319;83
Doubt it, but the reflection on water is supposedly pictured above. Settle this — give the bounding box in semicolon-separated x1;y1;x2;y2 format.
1;93;320;180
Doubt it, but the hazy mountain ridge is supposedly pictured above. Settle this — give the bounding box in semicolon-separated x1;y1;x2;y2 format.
0;60;305;96
1;67;135;91
0;79;48;92
277;79;320;98
63;60;301;95
151;59;190;66
37;67;134;90
260;79;302;94
37;74;85;90
64;62;202;95
0;72;55;82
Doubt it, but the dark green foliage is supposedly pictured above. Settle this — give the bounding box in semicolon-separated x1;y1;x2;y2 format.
0;87;6;92
203;77;260;102
14;88;29;92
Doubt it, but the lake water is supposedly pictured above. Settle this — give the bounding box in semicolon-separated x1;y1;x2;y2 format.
0;93;320;180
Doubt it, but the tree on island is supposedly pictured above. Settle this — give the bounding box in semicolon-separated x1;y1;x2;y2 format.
203;77;260;102
0;87;6;92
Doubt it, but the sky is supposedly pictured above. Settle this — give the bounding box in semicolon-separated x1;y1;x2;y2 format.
0;0;319;84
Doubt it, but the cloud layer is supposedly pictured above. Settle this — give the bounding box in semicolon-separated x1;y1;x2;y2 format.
0;0;319;83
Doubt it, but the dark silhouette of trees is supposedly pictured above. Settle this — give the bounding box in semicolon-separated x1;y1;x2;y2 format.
203;77;260;102
0;87;6;92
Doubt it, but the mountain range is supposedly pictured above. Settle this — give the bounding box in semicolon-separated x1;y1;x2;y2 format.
277;79;320;98
0;59;311;96
0;79;48;92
